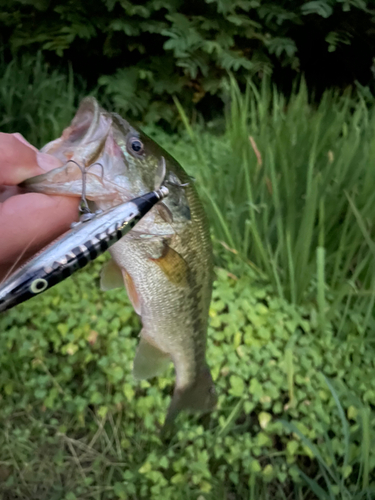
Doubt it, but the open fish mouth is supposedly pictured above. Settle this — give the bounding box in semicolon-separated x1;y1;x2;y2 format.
20;98;133;203
20;160;129;202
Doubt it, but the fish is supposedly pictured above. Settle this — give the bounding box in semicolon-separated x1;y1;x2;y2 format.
21;97;217;430
0;186;169;313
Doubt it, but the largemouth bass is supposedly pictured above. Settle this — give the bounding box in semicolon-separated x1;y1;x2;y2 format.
22;98;217;429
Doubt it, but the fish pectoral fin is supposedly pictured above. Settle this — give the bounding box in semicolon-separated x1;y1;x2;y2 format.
133;335;171;380
100;261;142;315
149;243;189;287
100;258;124;291
121;268;142;315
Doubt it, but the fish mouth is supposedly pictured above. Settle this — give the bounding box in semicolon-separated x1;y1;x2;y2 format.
20;97;131;202
21;162;87;197
20;158;126;202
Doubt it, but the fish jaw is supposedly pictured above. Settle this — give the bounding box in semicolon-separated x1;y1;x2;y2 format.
40;97;112;167
20;96;131;202
20;159;132;203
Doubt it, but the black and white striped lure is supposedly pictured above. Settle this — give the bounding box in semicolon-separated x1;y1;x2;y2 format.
0;186;169;313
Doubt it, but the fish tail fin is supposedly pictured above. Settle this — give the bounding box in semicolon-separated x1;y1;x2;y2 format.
132;335;171;380
161;365;217;437
161;395;183;439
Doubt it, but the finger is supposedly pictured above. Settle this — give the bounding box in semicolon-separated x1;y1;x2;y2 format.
0;133;62;186
11;133;38;151
0;193;79;275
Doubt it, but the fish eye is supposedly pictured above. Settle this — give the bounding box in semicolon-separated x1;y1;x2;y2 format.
127;136;144;156
30;278;48;294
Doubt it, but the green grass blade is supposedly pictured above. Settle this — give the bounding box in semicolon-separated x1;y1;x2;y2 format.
317;247;326;333
360;407;370;489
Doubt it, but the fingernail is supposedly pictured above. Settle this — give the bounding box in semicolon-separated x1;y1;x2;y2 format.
36;152;62;172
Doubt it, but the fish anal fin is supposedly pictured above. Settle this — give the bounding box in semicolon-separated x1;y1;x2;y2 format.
100;258;124;291
149;244;189;287
122;268;142;315
133;335;171;380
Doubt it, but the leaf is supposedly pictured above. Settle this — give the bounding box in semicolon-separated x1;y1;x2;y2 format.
249;378;263;398
258;411;272;429
301;1;333;18
229;374;245;397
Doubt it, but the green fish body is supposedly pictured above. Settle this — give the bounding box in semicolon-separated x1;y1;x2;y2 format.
22;98;217;428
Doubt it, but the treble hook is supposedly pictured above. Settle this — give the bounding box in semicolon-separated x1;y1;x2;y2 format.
66;160;105;224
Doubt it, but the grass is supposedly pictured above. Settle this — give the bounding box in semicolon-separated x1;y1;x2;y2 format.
281;376;374;500
0;52;85;147
171;78;375;317
0;56;375;499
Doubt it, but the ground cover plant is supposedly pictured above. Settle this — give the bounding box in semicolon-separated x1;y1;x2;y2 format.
0;58;374;499
0;256;374;499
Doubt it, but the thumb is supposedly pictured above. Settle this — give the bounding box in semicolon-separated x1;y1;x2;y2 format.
0;133;62;185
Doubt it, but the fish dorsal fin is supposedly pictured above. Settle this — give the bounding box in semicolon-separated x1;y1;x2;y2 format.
149;243;189;287
100;258;124;291
133;334;171;380
121;268;142;315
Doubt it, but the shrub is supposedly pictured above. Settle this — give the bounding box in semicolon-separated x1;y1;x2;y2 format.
0;1;374;122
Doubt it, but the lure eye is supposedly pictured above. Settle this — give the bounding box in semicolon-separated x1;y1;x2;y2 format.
30;278;48;294
127;136;144;156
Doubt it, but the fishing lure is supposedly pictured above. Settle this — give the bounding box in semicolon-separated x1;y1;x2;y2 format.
0;185;169;313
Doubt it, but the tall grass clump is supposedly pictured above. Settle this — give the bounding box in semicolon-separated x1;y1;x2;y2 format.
176;79;375;316
0;53;84;147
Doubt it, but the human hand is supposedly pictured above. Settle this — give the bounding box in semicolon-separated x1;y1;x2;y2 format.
0;133;79;281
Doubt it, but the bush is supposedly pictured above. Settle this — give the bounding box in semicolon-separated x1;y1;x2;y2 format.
0;257;374;499
1;1;375;122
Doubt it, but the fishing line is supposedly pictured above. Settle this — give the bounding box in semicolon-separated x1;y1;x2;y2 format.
0;233;39;285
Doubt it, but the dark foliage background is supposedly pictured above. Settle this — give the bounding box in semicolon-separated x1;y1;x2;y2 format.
1;0;374;122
